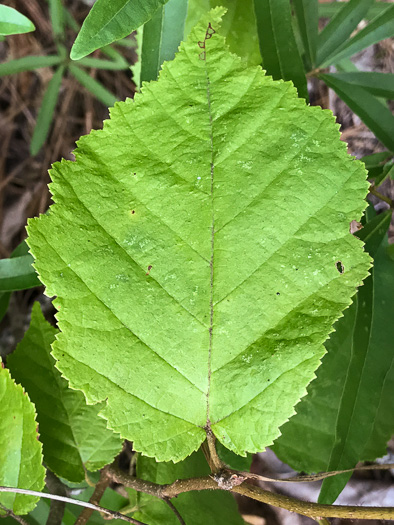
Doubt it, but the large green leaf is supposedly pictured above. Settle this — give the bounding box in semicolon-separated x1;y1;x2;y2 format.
27;9;370;463
7;303;123;483
253;0;308;99
185;0;261;66
130;450;244;524
273;209;394;504
0;5;35;36
0;366;45;514
70;0;170;60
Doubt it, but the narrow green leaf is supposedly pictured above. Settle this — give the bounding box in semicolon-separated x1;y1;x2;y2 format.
316;0;373;67
374;160;394;187
76;57;129;71
0;240;39;317
318;2;391;21
139;7;164;84
0;366;45;514
100;44;130;66
7;303;123;483
321;4;394;66
321;73;394;152
361;151;393;183
27;8;370;463
63;6;80;32
253;0;308;99
362;151;392;169
130;450;244;524
0;255;40;291
0;5;35;36
30;65;65;156
326;72;394;99
68;64;118;107
48;0;65;38
293;0;318;69
70;0;170;60
0;55;62;78
273;210;394;504
141;0;188;83
185;0;261;66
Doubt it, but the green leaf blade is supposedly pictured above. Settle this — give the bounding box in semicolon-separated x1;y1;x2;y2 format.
0;5;35;36
321;73;394;152
325;72;394;99
316;0;373;67
253;0;308;99
0;56;62;78
69;64;118;107
0;255;40;291
293;0;318;69
30;65;65;156
28;9;370;462
70;0;170;60
7;303;123;483
321;3;394;66
0;367;45;514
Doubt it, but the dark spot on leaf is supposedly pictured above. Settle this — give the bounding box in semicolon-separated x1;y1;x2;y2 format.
276;292;280;296
295;268;298;271
267;379;270;382
146;265;152;276
336;261;345;274
131;210;135;214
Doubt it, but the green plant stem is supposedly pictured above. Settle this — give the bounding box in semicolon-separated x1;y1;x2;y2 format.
108;464;394;521
316;519;331;525
369;187;393;207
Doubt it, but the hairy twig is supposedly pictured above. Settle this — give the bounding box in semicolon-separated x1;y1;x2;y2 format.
0;487;145;525
164;499;187;525
75;467;111;525
107;463;394;521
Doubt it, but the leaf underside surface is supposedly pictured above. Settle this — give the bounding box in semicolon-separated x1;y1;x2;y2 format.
8;303;123;482
0;367;45;514
28;9;370;462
